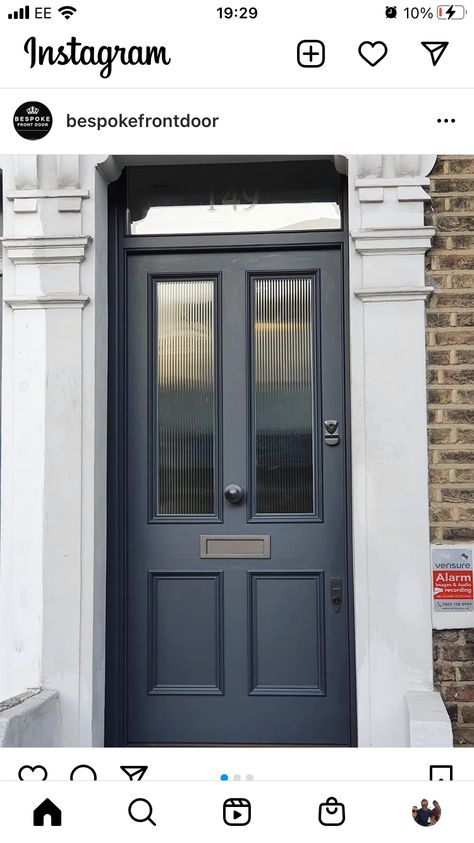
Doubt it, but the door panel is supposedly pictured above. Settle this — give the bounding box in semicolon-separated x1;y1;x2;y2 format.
125;248;351;745
148;572;224;694
249;571;325;694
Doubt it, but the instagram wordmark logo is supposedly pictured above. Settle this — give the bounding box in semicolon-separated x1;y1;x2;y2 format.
23;36;171;79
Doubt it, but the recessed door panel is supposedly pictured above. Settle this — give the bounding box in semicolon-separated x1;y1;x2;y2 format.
148;572;224;695
249;572;325;695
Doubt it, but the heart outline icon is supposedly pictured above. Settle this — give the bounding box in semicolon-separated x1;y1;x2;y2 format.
18;764;48;781
358;41;388;67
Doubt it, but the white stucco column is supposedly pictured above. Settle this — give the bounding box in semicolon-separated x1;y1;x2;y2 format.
349;154;451;746
0;155;108;745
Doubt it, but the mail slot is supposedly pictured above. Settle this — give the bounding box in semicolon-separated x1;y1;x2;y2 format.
200;535;271;559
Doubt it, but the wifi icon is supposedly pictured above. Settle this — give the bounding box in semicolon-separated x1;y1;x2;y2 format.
58;5;77;18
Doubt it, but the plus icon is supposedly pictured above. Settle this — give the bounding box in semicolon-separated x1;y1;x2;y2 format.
297;40;326;68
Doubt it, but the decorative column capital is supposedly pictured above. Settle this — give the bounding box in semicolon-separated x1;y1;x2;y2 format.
6;189;90;214
4;293;90;310
352;227;436;256
354;286;434;303
350;155;438;302
2;235;91;265
1;155;89;214
354;155;438;204
356;155;437;180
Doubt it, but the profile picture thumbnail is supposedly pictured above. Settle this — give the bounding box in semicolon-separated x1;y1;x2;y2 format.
412;799;441;827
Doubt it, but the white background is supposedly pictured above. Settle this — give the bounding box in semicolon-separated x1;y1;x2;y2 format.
0;749;464;841
0;88;472;152
0;780;459;841
0;747;462;781
0;0;471;88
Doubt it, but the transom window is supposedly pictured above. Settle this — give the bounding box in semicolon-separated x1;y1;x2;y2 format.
127;159;342;236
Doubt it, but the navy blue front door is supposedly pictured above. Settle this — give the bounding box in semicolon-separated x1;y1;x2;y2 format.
123;247;352;745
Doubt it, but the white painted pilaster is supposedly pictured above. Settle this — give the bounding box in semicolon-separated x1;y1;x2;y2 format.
349;154;450;746
0;155;104;745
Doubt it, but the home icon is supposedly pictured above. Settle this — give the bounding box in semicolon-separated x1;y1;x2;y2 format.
33;798;62;827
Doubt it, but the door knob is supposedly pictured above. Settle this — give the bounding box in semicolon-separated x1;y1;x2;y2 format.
224;484;245;504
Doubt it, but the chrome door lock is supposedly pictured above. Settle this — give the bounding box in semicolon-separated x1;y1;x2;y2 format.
324;419;340;446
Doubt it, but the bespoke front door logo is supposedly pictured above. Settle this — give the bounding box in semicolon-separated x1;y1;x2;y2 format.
13;101;53;140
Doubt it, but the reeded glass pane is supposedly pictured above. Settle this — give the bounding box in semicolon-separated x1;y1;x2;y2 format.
156;279;215;515
253;276;314;514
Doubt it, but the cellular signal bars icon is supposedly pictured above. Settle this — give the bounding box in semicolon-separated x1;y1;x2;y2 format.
8;4;29;18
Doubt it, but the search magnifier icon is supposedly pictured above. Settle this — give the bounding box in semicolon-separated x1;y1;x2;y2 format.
128;798;157;826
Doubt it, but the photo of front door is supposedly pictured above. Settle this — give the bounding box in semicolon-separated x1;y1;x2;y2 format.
111;245;353;745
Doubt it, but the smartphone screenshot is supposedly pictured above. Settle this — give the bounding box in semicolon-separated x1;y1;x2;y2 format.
0;0;472;838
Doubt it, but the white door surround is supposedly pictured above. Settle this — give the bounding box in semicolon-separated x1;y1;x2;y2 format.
0;154;452;746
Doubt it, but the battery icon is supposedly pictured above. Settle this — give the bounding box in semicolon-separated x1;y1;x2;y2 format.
437;5;466;17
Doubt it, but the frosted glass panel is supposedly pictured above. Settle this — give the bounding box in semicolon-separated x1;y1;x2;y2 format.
133;202;340;234
253;276;314;514
156;279;215;515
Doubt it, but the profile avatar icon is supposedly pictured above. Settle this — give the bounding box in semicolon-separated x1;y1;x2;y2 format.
411;799;441;827
386;6;397;17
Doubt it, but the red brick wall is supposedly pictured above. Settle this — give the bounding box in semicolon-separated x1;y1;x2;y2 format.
426;155;474;744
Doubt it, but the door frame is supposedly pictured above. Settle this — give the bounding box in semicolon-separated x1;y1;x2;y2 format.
104;162;357;747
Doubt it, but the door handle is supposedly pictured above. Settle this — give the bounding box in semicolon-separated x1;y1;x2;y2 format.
330;577;342;613
324;419;340;446
224;484;245;504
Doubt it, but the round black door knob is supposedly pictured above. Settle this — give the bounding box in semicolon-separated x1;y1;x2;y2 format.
224;484;245;504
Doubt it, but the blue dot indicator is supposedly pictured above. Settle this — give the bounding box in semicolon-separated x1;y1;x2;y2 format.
220;774;229;781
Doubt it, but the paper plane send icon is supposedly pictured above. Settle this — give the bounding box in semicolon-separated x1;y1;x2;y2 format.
120;765;148;781
422;41;449;66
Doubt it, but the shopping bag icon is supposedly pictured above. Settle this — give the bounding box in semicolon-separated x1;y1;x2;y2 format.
318;796;345;826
